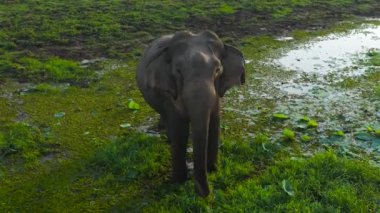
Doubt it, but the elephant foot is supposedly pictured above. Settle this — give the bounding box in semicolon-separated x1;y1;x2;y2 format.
194;180;210;197
172;171;188;183
207;164;217;173
157;116;166;131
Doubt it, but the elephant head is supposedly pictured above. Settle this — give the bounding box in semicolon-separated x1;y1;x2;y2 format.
136;30;245;197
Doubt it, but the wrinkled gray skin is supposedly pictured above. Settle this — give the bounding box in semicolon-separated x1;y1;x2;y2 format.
136;30;245;197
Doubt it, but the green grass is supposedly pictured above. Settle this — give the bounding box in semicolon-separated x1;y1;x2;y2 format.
376;85;380;97
32;83;62;94
338;49;380;96
0;98;16;123
0;122;47;169
2;132;379;211
210;151;380;212
367;49;380;66
91;134;171;183
1;0;380;211
0;54;95;83
0;0;378;83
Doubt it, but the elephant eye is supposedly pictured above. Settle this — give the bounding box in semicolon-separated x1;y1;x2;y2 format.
215;66;223;77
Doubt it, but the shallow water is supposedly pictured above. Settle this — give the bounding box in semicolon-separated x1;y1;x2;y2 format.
277;25;380;76
228;22;380;164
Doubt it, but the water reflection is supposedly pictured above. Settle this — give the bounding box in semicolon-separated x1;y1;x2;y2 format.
277;25;380;75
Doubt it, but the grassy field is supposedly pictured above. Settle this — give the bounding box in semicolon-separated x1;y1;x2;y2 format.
1;0;380;212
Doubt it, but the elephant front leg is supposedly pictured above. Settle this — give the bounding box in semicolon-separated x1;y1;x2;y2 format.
192;120;210;197
166;115;189;183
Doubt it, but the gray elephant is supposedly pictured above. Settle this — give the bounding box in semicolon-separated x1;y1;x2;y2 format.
136;30;245;197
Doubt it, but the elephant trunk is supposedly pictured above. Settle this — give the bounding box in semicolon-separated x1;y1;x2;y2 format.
183;80;216;197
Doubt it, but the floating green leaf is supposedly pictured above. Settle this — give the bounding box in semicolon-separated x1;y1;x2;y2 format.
320;135;345;144
273;113;289;119
367;126;374;132
300;116;310;122
355;132;373;141
282;179;295;196
375;129;380;137
301;135;312;142
128;100;140;110
54;112;65;118
282;128;295;141
120;123;132;128
307;120;318;128
334;131;345;137
295;123;308;130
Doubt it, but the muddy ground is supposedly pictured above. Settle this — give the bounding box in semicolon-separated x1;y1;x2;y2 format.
188;4;380;42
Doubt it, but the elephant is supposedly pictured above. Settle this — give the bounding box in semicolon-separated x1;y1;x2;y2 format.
136;30;245;197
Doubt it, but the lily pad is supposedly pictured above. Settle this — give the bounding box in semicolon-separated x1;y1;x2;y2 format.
320;135;345;144
372;138;380;145
301;135;312;142
282;179;295;196
282;128;295;141
128;100;140;110
296;124;308;130
355;132;373;141
307;120;318;128
334;131;345;137
300;116;310;122
54;112;65;118
120;123;132;128
273;113;289;119
375;129;380;137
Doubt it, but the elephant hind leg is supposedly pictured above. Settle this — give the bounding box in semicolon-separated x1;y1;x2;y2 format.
207;106;220;173
158;115;166;131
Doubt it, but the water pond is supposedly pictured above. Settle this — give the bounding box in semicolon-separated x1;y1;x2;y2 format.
226;21;380;165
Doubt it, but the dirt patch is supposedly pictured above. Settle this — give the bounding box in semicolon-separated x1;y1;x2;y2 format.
186;4;380;40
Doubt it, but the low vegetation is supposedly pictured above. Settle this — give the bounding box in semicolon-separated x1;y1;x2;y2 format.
1;0;380;211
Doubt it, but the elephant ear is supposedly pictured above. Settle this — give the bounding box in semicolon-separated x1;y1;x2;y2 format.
217;44;245;97
141;35;178;99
